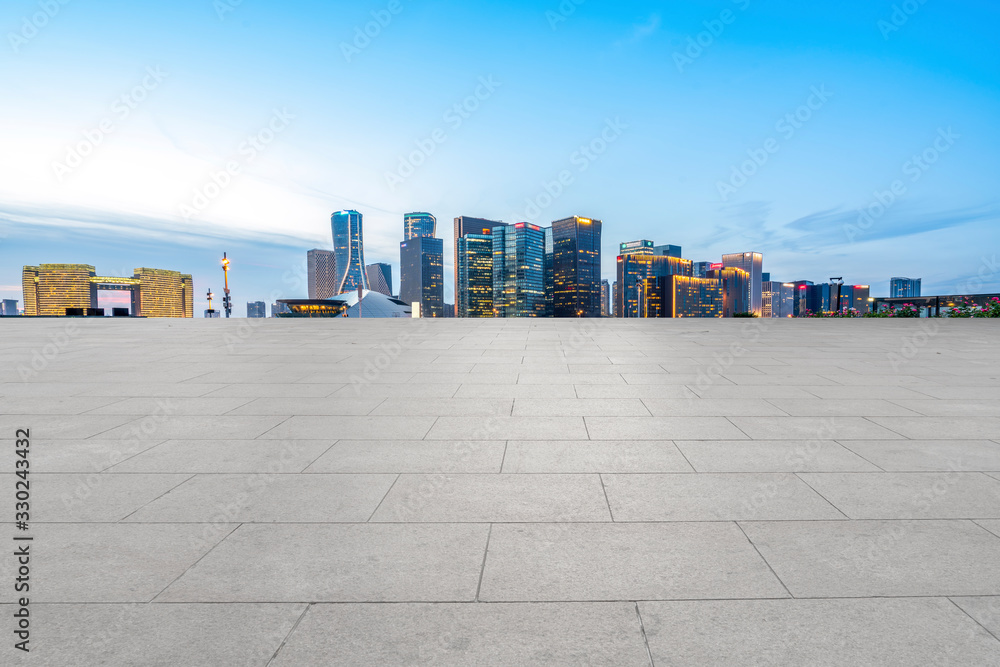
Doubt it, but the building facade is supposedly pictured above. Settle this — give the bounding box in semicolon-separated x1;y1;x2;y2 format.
307;249;337;300
366;263;393;297
22;265;192;317
643;275;723;318
706;267;750;318
331;210;369;294
247;301;267;318
762;281;796;318
404;212;437;241
492;223;546;317
399;236;444;318
890;277;922;298
721;252;764;316
616;254;693;318
1;299;17;316
552;216;602;317
454;216;501;317
600;279;610;317
457;234;493;318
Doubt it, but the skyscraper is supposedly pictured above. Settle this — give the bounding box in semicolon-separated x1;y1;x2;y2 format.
722;252;764;316
552;216;602;317
890;277;922;298
763;281;796;318
643;275;723;318
404;212;437;241
454;216;501;317
492;223;546;317
653;244;682;258
601;279;610;317
366;263;393;297
707;267;751;317
331;210;369;294
616;254;693;317
247;301;267;318
307;249;337;300
692;262;713;278
400;237;444;318
612;282;619;317
457;234;493;317
620;240;655;256
1;299;17;316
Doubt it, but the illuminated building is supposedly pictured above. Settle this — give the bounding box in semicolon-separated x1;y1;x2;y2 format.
706;267;750;317
366;263;393;297
890;277;921;298
544;227;554;317
612;282;619;317
616;254;693;318
492;222;546;317
307;249;337;300
763;281;796;318
722;252;764;316
454;216;501;317
552;216;602;317
620;240;654;256
693;262;713;278
404;212;436;240
643;275;723;318
792;281;813;316
331;210;369;294
274;291;411;318
840;284;872;314
601;279;610;317
247;302;267;318
400;236;444;318
457;234;493;317
21;264;193;317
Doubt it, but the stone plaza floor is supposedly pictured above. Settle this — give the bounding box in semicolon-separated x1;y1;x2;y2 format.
2;317;1000;665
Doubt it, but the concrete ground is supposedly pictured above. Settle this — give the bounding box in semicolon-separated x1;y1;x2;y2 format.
2;317;1000;665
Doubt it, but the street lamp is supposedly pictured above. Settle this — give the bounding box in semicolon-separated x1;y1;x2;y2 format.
221;253;232;318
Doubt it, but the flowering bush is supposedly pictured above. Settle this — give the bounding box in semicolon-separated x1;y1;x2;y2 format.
947;296;1000;318
803;308;862;318
866;303;921;318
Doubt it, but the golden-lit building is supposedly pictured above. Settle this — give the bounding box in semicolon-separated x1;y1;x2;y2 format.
642;275;724;318
21;264;193;317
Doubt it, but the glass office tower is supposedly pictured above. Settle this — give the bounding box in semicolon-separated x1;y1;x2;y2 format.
552;216;602;317
492;223;546;317
643;275;723;318
707;267;751;317
307;249;337;300
457;234;494;318
601;279;610;317
366;263;393;297
404;212;437;241
722;252;764;316
454;216;501;317
399;237;444;317
616;254;693;318
331;210;369;294
890;277;922;298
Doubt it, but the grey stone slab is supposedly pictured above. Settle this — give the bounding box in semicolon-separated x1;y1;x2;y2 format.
479;523;788;601
512;398;650;417
71;382;231;397
96;415;287;440
272;602;649;666
977;520;1000;538
740;519;1000;597
453;384;577;398
0;415;138;439
620;373;711;385
799;472;1000;519
765;399;922;417
304;440;505;473
911;387;1000;400
371;398;513;416
426;416;589;440
675;440;879;472
3;473;190;522
728;417;904;440
871;417;1000;440
84;397;256;415
0;396;125;415
603;473;846;521
502;440;693;473
225;397;384;415
724;375;837;386
640;598;1000;666
108;438;332;473
0;523;233;602
691;385;819;399
952;596;1000;639
412;372;519;384
519;372;625;385
372;474;611;522
842;440;1000;472
11;603;305;666
642;398;787;416
260;415;436;440
202;383;342;397
585;417;748;440
28;438;166;472
157;524;489;602
800;385;935;399
574;384;700;398
890;399;1000;417
330;382;461;398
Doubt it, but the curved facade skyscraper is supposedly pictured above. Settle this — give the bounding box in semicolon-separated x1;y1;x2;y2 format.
404;212;436;240
331;210;369;294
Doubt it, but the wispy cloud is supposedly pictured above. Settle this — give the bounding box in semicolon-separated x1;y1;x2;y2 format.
615;13;662;47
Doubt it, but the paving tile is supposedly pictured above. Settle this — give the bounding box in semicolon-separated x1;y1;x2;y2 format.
519;372;625;385
675;440;879;472
202;383;342;397
799;472;1000;519
640;598;1000;665
96;415;287;440
0;415;138;439
585;417;748;440
842;440;1000;472
479;522;788;601
740;519;1000;597
10;603;305;666
871;417;1000;440
2;473;190;521
158;524;489;602
642;398;787;416
453;384;577;398
951;596;1000;638
728;417;904;440
107;439;332;473
259;415;436;440
889;399;1000;417
603;473;846;521
372;474;610;522
512;398;650;417
224;397;384;415
977;520;1000;538
272;602;649;666
426;416;589;440
799;386;935;400
0;396;125;415
304;439;504;473
28;438;166;473
126;473;396;523
84;397;256;415
691;385;818;399
371;398;513;416
765;399;921;417
502;440;693;473
330;383;461;398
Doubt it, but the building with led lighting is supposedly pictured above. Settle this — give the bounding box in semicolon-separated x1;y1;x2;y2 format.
642;275;724;318
457;234;493;317
492;222;546;317
307;249;337;300
552;216;602;317
331;210;369;294
722;252;764;316
762;281;796;318
400;236;444;318
706;267;750;317
22;265;193;317
404;212;437;241
601;279;611;317
454;216;501;317
890;277;921;298
616;254;693;318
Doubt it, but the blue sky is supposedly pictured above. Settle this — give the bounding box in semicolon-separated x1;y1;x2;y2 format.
1;0;998;313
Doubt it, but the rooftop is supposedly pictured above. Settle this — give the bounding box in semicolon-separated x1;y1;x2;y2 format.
2;318;1000;664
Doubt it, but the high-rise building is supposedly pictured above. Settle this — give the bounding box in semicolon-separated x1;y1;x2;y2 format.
841;284;872;314
707;267;751;317
620;240;655;256
457;234;493;318
692;262;713;278
643;275;723;318
763;282;796;318
22;265;192;317
331;210;369;294
307;249;337;300
366;263;393;297
792;281;813;317
404;212;437;241
492;222;546;317
616;254;693;318
2;299;19;316
552;216;602;317
654;244;682;258
454;217;502;317
722;252;764;316
761;273;771;283
247;301;267;318
400;236;444;318
806;283;833;314
890;277;921;298
600;279;611;317
543;226;554;318
611;282;619;317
